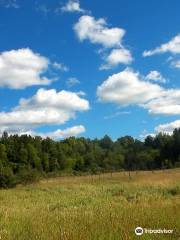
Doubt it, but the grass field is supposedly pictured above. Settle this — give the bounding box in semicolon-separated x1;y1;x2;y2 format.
0;170;180;240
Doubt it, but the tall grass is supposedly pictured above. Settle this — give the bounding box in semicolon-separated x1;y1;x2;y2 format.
0;170;179;240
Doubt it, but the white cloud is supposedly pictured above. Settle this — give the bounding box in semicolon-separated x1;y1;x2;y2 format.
43;125;85;139
97;68;180;115
74;15;125;48
0;48;54;89
144;90;180;115
143;34;180;57
171;59;180;68
145;70;166;83
74;15;132;69
52;62;69;72
155;120;180;135
4;125;86;140
97;68;163;105
104;111;131;120
61;0;85;13
139;129;155;139
66;77;80;87
0;88;89;133
100;48;133;70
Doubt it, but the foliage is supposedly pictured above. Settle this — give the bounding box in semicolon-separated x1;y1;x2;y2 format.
0;166;16;188
0;128;180;187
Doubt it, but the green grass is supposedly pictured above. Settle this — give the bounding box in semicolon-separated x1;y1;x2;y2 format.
0;170;180;240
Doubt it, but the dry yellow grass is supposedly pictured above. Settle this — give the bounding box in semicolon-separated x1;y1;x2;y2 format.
0;169;180;240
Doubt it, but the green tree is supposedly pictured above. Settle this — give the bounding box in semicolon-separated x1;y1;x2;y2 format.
19;145;28;165
0;143;8;167
99;135;113;150
41;153;49;172
27;144;42;170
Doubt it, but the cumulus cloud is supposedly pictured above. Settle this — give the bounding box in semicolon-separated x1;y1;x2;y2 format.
61;0;85;13
97;68;163;105
3;125;86;140
143;34;180;57
145;70;166;83
74;15;125;48
144;90;180;115
40;125;85;139
74;15;132;69
97;68;180;115
155;120;180;135
100;48;133;70
0;88;89;133
0;48;54;89
0;48;68;89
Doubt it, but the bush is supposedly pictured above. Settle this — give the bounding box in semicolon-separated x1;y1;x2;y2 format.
0;167;16;188
17;168;41;185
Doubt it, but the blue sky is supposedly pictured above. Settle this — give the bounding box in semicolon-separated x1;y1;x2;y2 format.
0;0;180;140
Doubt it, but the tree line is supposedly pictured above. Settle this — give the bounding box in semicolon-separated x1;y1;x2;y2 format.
0;128;180;188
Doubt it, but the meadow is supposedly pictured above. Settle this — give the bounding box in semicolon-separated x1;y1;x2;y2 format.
0;170;180;240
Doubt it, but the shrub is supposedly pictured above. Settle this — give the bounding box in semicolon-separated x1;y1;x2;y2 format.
0;167;16;188
17;168;41;185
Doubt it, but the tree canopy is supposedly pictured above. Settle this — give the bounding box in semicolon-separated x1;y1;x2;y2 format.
0;129;180;188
